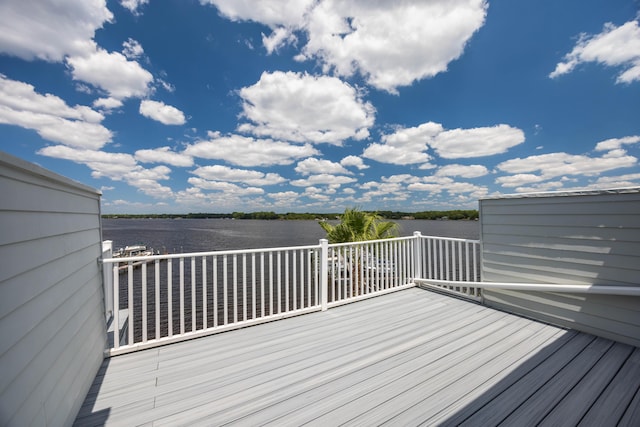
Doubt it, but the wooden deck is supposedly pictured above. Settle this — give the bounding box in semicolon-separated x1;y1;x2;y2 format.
75;288;640;426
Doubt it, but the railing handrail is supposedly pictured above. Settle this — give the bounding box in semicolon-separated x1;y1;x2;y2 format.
415;278;640;296
417;234;480;244
102;242;323;264
327;235;417;248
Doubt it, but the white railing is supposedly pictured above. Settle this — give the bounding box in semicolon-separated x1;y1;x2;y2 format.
327;236;417;307
102;232;482;356
415;234;483;301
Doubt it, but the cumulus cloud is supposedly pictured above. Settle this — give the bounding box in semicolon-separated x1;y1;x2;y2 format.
185;132;319;167
208;0;488;93
496;150;638;189
363;121;441;165
192;164;286;186
290;174;357;187
121;0;149;15
135;146;194;167
550;20;640;84
0;75;112;149
188;178;265;195
594;135;640;151
435;164;489;178
204;0;314;28
364;122;524;165
408;176;488;198
122;38;144;59
139;100;186;125
295;158;352;176
93;97;123;111
431;125;525;159
237;71;375;145
0;0;113;61
38;145;174;198
67;48;153;100
340;155;368;170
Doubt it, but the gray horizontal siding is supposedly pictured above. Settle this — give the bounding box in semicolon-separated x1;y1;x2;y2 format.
480;189;640;347
0;152;106;427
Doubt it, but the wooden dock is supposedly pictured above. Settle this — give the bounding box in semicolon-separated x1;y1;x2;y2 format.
75;288;640;426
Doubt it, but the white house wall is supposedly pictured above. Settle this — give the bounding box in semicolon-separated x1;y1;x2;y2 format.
0;152;106;427
480;189;640;347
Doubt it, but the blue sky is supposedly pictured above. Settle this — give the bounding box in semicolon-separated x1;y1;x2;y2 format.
1;0;639;214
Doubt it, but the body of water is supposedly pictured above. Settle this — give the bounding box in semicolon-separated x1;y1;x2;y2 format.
102;218;480;253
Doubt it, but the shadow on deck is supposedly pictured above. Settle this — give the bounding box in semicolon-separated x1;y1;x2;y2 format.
75;288;640;426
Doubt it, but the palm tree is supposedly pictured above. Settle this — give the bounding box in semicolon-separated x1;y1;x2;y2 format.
319;207;398;243
320;208;398;298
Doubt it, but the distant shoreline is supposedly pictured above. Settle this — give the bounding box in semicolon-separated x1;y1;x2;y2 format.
102;210;479;221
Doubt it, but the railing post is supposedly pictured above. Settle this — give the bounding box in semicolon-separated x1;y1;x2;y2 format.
320;239;329;311
101;240;114;322
413;232;422;281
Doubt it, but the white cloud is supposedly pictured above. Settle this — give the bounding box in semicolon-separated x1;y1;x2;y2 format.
0;0;112;61
365;122;524;165
340;155;368;170
38;145;174;198
0;75;112;149
408;176;488;198
301;0;488;93
295;158;351;176
203;0;314;28
431;125;525;159
121;0;149;15
237;71;375;145
496;150;638;188
122;38;144;59
192;165;286;186
185;132;319;167
436;164;489;178
262;27;297;54
67;47;153;100
139;100;186;125
594;135;640;151
550;20;640;83
290;174;357;187
93;97;123;111
135;146;194;167
209;1;488;93
363;122;443;165
188;178;265;195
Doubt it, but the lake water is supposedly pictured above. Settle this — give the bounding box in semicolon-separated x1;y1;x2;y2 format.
102;218;480;253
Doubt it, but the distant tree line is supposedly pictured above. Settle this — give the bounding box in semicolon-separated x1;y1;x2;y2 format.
102;209;478;221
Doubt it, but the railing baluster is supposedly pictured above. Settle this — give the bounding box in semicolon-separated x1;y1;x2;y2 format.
233;254;238;324
260;252;265;318
191;257;196;332
167;259;172;337
202;256;207;329
127;263;133;345
179;257;185;335
155;260;160;340
252;252;256;320
277;251;282;314
223;254;228;325
293;250;297;310
142;262;147;342
113;264;119;349
285;251;290;312
213;255;218;328
242;254;247;322
269;252;273;316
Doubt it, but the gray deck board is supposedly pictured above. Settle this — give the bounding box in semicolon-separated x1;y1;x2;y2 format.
75;288;640;426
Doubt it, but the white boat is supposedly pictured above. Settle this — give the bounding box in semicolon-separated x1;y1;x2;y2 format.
113;245;157;272
113;244;155;258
